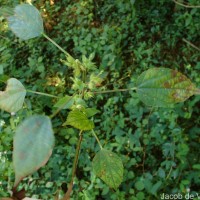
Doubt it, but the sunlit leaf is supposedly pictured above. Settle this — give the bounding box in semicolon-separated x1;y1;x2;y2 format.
92;149;123;190
54;95;74;110
63;109;94;131
0;78;26;113
13;115;54;187
136;67;197;107
7;4;44;40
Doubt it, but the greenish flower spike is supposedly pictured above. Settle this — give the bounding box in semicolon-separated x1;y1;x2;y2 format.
7;4;44;40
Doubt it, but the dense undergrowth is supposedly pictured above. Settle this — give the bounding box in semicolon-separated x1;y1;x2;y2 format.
0;0;200;199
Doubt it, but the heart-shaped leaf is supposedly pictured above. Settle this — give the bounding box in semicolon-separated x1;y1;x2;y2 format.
63;109;94;131
13;115;55;187
136;67;197;107
0;78;26;113
7;4;44;40
92;149;124;190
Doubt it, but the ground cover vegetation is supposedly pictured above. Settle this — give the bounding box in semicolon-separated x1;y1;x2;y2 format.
0;0;200;199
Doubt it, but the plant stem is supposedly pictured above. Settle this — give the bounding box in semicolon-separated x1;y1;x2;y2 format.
93;87;137;94
173;0;200;8
26;89;59;98
92;129;103;149
42;33;70;56
183;38;200;51
62;131;83;200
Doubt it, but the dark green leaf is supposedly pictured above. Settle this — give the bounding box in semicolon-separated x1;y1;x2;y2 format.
92;149;123;190
136;68;196;107
13;115;54;187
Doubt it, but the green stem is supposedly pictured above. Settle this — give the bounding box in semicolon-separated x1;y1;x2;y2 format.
62;131;83;200
173;0;200;8
42;33;70;56
92;129;103;149
183;38;200;51
93;87;136;94
27;89;59;98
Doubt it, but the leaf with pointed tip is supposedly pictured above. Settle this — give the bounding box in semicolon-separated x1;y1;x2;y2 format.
54;95;74;110
92;149;123;190
0;78;26;113
13;115;54;187
136;67;197;107
63;109;94;131
7;4;44;40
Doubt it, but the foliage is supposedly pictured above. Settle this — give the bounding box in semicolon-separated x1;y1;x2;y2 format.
0;0;200;200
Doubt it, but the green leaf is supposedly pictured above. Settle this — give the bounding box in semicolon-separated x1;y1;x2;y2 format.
85;108;100;117
135;180;145;191
7;4;44;40
92;149;123;190
192;164;200;170
54;95;74;110
13;115;55;187
136;68;196;107
63;109;94;131
0;78;26;113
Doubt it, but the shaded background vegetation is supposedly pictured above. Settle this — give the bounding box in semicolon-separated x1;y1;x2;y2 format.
0;0;200;199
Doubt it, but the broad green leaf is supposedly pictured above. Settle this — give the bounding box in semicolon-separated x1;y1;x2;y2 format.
92;149;123;190
13;115;54;187
63;109;94;131
7;4;44;40
0;78;26;113
54;95;74;110
136;67;197;107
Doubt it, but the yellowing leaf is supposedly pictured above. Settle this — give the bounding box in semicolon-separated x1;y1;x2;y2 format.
93;149;124;190
136;68;197;107
0;78;26;113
